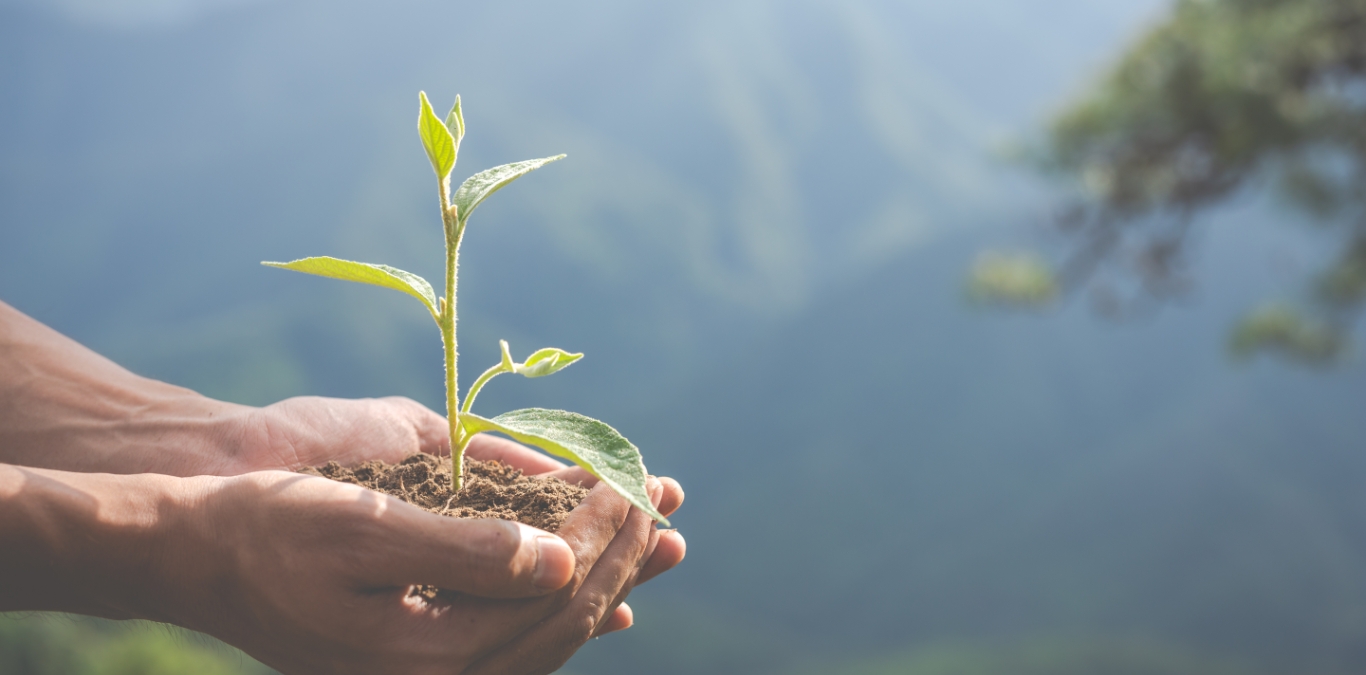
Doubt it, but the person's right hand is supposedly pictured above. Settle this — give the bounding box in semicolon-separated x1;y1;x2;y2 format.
162;469;666;675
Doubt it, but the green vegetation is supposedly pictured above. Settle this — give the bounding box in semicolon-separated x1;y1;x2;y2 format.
0;614;271;675
1229;302;1344;364
966;251;1059;307
264;92;665;524
997;0;1366;362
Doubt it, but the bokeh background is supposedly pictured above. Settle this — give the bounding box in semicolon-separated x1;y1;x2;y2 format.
3;0;1366;673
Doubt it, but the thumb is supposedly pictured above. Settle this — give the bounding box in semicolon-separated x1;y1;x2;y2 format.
374;511;575;598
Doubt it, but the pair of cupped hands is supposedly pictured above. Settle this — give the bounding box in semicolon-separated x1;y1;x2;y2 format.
206;396;685;674
0;301;683;675
13;397;685;675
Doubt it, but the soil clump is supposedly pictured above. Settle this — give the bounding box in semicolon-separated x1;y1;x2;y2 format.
301;453;589;533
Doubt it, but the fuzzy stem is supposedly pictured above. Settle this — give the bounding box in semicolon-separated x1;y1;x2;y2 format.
438;177;464;492
461;362;508;415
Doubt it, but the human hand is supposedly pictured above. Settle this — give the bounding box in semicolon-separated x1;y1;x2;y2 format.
461;432;686;627
0;300;684;643
231;395;687;613
0;462;670;674
226;394;449;473
194;394;686;641
165;469;668;674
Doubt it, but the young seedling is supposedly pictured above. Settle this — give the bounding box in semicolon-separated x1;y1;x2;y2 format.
262;91;667;525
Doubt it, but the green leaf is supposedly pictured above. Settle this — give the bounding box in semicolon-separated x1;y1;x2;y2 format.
514;347;583;377
453;155;565;224
417;91;456;179
445;94;465;146
262;257;438;319
460;409;667;525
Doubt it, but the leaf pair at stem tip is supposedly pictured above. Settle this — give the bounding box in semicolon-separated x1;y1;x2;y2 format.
418;90;463;183
417;91;566;229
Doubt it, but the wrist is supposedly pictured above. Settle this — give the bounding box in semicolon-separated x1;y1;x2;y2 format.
0;300;253;476
108;391;256;477
0;464;223;622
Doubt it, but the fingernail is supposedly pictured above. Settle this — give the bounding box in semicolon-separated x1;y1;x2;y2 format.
533;534;574;590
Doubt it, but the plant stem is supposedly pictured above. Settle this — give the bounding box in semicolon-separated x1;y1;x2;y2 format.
461;362;508;415
438;176;465;492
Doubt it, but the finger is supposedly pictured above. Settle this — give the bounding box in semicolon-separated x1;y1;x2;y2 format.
464;479;662;675
542;465;596;487
595;603;633;636
656;476;684;517
371;506;574;598
432;481;637;649
380;396;451;457
464;433;566;474
637;529;686;584
546;481;634;592
537;470;683;498
586;503;662;636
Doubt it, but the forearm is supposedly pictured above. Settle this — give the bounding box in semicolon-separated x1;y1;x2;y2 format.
0;462;214;621
0;300;251;475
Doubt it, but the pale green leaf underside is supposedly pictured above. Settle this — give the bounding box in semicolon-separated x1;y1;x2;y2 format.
516;348;583;377
453;155;565;224
460;408;667;525
418;91;456;179
262;257;438;319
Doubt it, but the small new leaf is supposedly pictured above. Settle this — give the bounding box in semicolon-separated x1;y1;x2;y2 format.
515;347;583;378
445;95;465;146
453;155;566;225
418;91;456;180
262;257;439;321
460;409;667;524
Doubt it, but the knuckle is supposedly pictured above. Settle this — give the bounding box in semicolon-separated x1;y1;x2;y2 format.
566;608;601;645
241;409;305;469
627;524;651;559
379;395;418;415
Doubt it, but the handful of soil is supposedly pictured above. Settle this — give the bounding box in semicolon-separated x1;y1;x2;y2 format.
301;453;589;533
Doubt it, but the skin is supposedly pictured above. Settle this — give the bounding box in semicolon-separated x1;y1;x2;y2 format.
0;300;685;674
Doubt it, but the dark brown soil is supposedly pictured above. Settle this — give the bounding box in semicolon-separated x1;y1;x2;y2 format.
300;453;590;533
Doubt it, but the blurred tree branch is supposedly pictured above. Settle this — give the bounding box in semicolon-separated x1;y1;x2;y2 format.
985;0;1366;364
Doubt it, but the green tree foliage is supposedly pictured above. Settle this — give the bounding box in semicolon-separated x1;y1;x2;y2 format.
1025;0;1366;362
966;251;1059;307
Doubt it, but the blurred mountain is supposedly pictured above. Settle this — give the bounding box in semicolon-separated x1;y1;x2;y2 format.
0;0;1165;407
